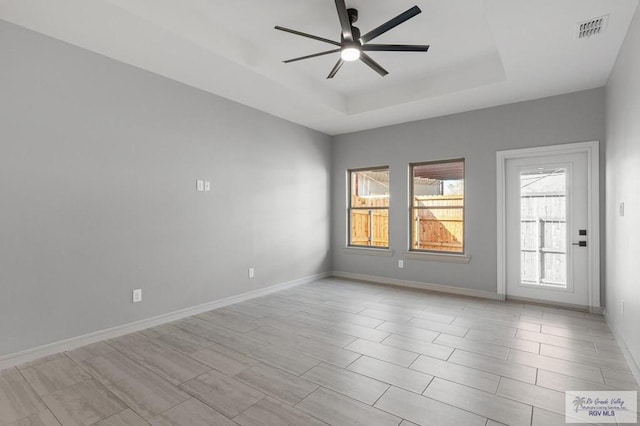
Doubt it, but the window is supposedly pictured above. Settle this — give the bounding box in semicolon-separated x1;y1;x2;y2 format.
348;167;389;248
520;167;567;287
410;159;464;253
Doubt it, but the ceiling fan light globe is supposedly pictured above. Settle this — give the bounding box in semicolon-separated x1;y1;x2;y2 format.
341;47;360;61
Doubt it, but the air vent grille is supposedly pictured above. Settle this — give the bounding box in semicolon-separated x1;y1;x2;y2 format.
576;15;608;39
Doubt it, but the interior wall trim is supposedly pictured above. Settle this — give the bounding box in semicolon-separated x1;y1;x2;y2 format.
0;271;330;372
332;271;504;301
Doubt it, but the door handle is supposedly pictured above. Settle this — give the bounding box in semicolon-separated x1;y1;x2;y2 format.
572;241;587;247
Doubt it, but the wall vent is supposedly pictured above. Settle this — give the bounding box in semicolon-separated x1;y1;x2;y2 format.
576;15;608;39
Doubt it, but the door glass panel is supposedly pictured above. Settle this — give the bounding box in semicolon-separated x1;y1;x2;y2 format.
520;167;567;288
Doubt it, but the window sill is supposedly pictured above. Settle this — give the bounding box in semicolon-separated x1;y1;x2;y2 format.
403;251;471;263
343;247;394;257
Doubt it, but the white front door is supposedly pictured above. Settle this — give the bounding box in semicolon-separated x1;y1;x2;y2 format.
505;152;590;306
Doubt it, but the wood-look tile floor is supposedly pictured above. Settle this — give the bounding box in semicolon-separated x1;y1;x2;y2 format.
1;278;638;425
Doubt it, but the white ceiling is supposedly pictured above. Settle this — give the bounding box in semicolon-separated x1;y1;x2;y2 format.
1;0;637;135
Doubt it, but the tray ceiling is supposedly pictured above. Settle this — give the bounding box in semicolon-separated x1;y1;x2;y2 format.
1;0;637;135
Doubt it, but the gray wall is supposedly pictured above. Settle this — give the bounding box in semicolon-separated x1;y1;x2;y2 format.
0;21;332;356
333;88;606;295
0;16;616;359
605;3;640;371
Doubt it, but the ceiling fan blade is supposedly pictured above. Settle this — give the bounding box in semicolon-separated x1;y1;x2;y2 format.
327;59;345;79
360;6;421;44
283;49;341;63
362;44;429;52
275;26;341;46
335;0;353;41
360;52;388;77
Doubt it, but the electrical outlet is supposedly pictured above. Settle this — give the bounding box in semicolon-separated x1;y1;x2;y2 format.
204;181;211;192
133;289;142;303
398;260;404;268
620;202;625;217
196;180;204;192
248;267;255;278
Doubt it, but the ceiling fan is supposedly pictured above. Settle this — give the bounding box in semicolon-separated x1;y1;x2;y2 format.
275;0;430;79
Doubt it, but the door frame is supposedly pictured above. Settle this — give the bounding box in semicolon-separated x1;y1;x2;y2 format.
496;141;600;311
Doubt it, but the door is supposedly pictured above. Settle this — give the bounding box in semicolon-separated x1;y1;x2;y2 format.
505;152;589;306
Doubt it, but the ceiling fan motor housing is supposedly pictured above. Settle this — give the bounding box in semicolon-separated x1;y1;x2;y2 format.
347;8;358;24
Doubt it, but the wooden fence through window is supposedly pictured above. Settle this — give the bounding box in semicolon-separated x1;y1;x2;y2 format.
350;195;463;251
350;195;389;247
413;195;463;252
351;209;389;247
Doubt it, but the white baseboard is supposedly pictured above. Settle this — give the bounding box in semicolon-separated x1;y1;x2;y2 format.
605;315;640;389
0;272;330;371
332;271;504;301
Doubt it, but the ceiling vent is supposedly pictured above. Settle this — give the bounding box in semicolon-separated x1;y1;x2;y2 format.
576;15;608;39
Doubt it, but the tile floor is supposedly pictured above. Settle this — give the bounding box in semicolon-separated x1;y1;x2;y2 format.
1;278;638;425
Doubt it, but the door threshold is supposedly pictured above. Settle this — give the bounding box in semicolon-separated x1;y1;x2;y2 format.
506;295;601;314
